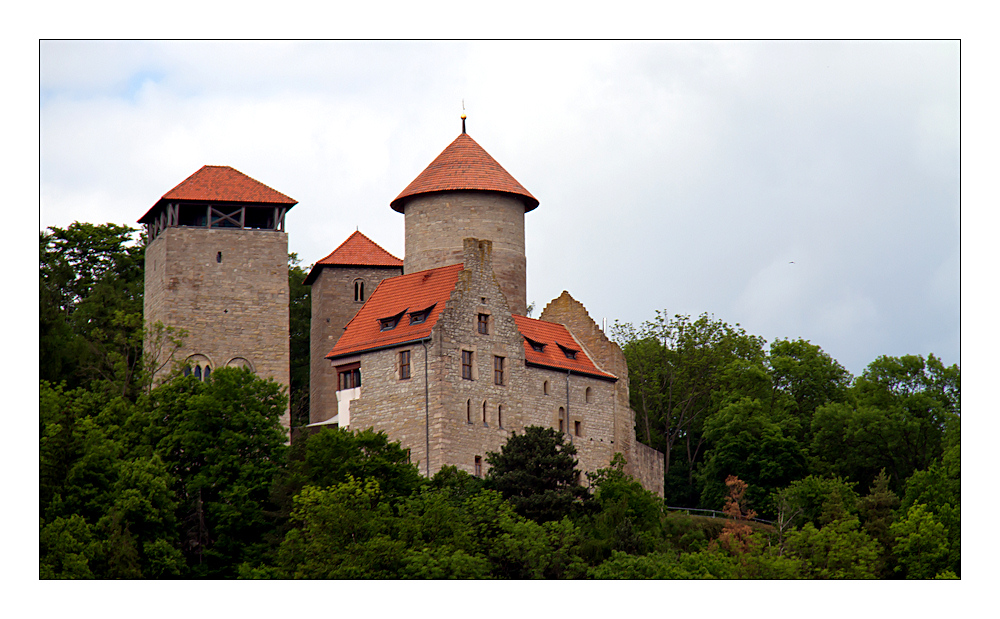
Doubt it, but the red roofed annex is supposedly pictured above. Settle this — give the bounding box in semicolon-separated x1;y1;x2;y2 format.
141;117;663;496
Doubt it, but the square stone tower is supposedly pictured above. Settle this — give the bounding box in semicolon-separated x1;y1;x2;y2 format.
139;165;296;433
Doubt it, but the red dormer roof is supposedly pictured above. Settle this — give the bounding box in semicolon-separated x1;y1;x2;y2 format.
513;315;617;381
390;132;538;213
139;165;296;223
326;263;465;360
304;231;403;285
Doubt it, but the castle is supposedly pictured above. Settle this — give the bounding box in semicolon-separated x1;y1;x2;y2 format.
140;120;663;495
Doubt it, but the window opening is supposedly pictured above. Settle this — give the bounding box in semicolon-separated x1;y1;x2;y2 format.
338;366;361;390
575;420;581;437
409;304;436;325
526;336;545;352
183;366;191;377
494;356;505;385
379;309;407;331
478;313;489;335
558;407;565;433
467;399;472;424
194;365;202;380
354;279;365;303
482;401;487;425
558;343;578;360
399;350;411;380
204;366;211;380
585;387;592;403
543;380;549;395
216;251;222;263
462;350;473;380
498;405;503;428
475;456;482;478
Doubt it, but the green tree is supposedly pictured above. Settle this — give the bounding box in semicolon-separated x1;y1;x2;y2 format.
485;426;590;523
125;367;289;577
785;516;880;579
767;338;851;441
40;223;145;395
288;253;311;427
810;354;959;492
697;397;806;516
890;503;952;579
612;312;767;506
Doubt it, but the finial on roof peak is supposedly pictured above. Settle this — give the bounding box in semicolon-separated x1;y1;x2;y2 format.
461;113;467;134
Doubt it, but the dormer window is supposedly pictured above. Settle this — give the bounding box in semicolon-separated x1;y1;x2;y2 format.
557;343;578;360
409;304;436;325
379;309;407;331
525;336;546;353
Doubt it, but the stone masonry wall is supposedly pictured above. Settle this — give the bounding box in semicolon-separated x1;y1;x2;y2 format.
403;192;528;316
540;291;664;496
309;265;402;424
345;238;621;482
144;227;291;432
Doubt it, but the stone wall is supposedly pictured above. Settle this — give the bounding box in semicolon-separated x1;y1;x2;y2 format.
344;238;622;482
539;291;664;496
143;227;291;432
402;192;528;316
309;265;402;424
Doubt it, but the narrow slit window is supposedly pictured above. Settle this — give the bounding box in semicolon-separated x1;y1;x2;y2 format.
216;251;222;263
498;405;503;428
482;401;487;425
543;380;549;395
467;399;472;424
475;456;482;478
354;279;365;303
574;420;581;437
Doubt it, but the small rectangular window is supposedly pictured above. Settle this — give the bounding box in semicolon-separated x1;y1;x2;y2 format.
475;455;482;478
478;313;489;335
462;350;473;380
494;356;505;385
575;420;581;436
399;350;411;380
339;368;361;390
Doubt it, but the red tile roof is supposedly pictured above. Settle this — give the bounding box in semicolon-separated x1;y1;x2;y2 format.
326;263;465;360
513;315;617;381
390;133;538;213
304;231;403;285
139;165;296;223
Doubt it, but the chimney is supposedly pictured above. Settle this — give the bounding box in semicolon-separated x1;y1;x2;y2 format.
462;237;493;275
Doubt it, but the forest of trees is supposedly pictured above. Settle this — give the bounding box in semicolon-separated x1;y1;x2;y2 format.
39;223;960;579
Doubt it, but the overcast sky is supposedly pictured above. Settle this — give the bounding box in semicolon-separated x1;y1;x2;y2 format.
39;40;959;376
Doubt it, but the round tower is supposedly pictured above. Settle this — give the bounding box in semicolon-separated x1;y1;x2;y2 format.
390;119;538;316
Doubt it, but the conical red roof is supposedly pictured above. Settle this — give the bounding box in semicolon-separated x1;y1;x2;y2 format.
303;231;403;285
390;133;538;213
139;165;295;223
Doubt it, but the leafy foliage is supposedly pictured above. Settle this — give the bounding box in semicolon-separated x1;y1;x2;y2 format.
485;426;590;523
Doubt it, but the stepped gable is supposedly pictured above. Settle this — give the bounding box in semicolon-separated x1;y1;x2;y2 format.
326;263;465;360
514;315;617;381
303;231;403;285
138;165;296;223
390;132;538;213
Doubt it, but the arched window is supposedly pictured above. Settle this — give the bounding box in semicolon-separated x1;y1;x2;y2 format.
354;279;366;303
585;387;592;403
204;366;211;380
227;357;255;373
183;366;191;377
482;401;488;425
543;380;549;395
194;365;202;380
